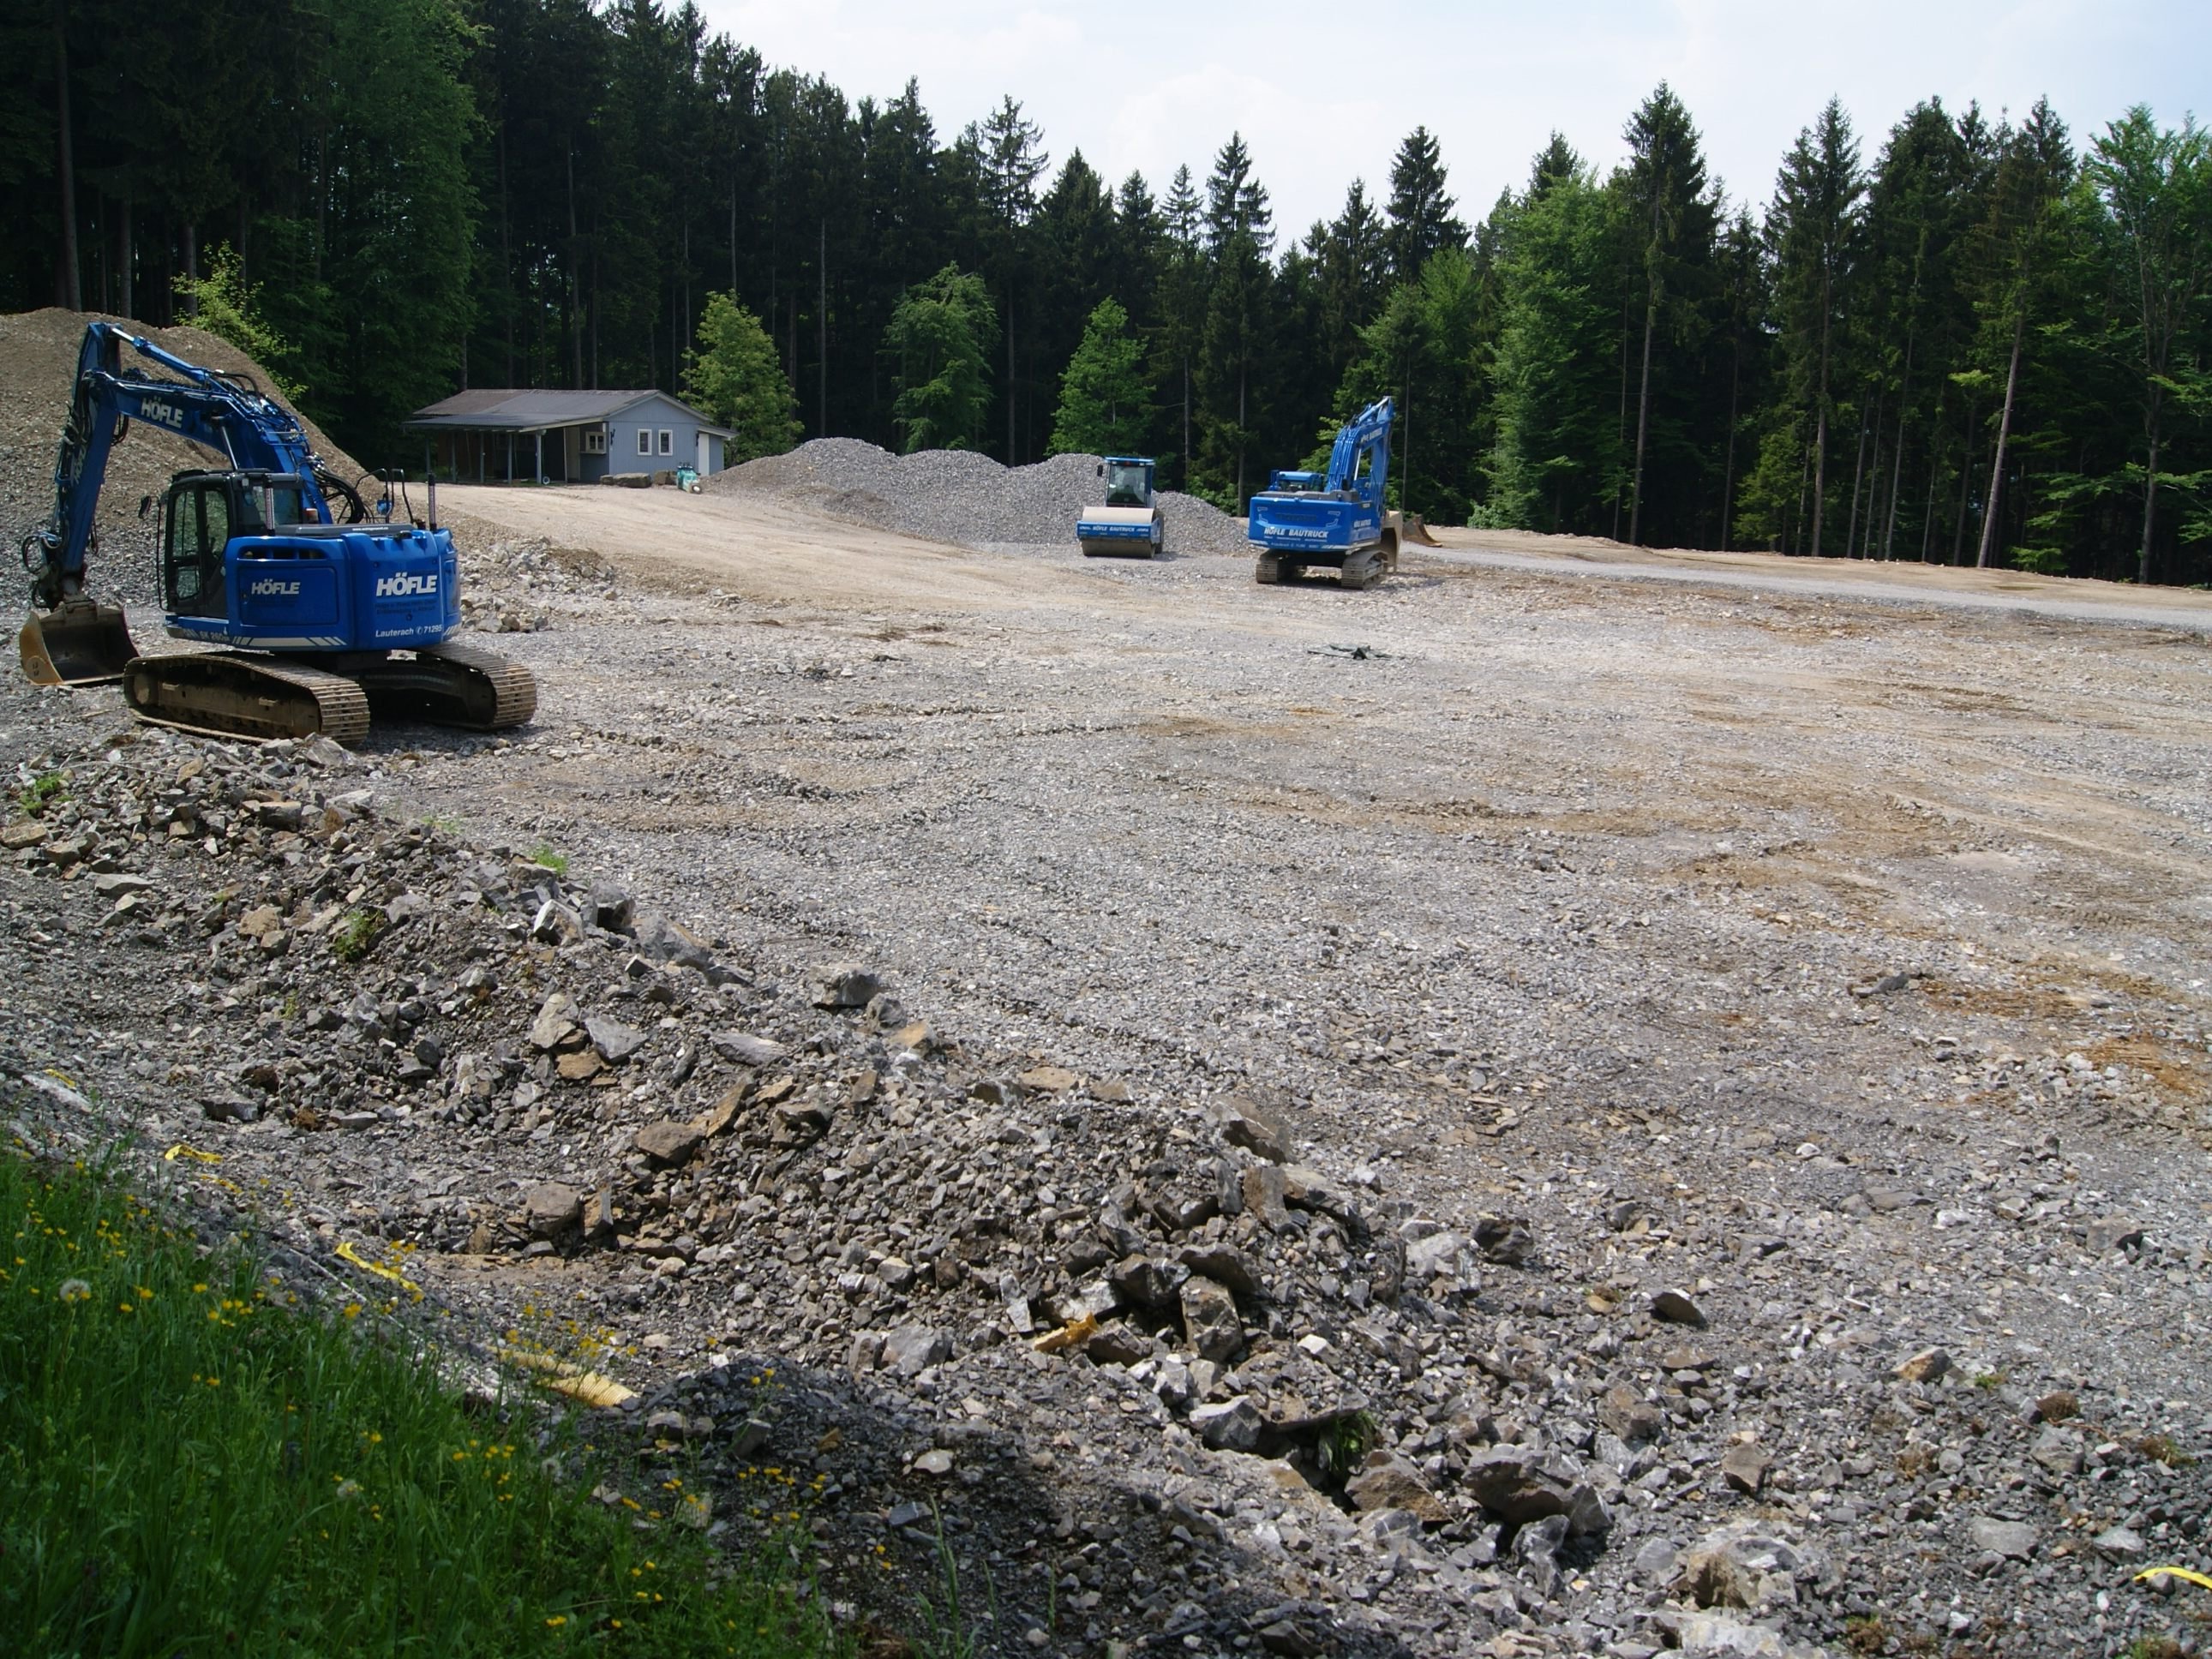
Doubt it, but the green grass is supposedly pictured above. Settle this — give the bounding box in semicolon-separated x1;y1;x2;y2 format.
15;770;66;818
0;1145;841;1657
526;844;572;877
332;907;384;962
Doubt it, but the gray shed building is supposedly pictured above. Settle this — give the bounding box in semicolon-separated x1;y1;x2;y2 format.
405;388;733;484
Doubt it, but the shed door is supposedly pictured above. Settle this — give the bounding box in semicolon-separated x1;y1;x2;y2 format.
696;432;711;475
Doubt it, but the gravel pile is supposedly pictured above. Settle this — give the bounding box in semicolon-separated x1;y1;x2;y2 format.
711;438;1250;557
0;308;369;612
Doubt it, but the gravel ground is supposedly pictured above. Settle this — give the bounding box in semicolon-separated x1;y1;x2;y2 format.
713;438;1251;557
5;465;2212;1659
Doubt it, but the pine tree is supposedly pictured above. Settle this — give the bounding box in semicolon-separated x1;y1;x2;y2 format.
886;263;998;452
1383;126;1465;281
1049;296;1151;456
2086;105;2210;583
1154;165;1206;482
681;291;800;462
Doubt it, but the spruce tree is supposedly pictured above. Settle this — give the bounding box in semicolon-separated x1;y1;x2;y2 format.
681;291;800;462
885;263;998;452
1383;126;1466;280
1049;296;1152;456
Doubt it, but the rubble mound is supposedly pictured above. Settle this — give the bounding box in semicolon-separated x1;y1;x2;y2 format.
0;308;367;612
709;437;1250;556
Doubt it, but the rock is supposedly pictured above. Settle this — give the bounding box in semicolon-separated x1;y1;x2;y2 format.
237;904;285;941
1240;1164;1292;1230
1968;1517;2037;1560
1461;1445;1609;1533
711;1031;786;1067
1084;1323;1150;1367
1720;1441;1770;1496
1669;1611;1801;1656
633;913;713;972
1473;1213;1535;1265
1190;1395;1263;1452
524;1182;582;1238
1344;1451;1447;1523
882;1325;951;1377
1177;1244;1258;1301
382;891;427;926
1250;1605;1332;1658
2093;1524;2146;1561
1600;1382;1663;1444
1896;1345;1951;1383
1634;1537;1682;1581
1179;1274;1244;1363
1676;1521;1815;1612
809;962;881;1009
885;1500;928;1530
1017;1063;1080;1093
2030;1426;2084;1476
912;1447;955;1476
1652;1289;1707;1327
1404;1229;1474;1285
531;899;584;945
589;883;634;932
584;1014;646;1064
1109;1254;1189;1309
1208;1093;1292;1163
201;1093;258;1123
555;1048;604;1082
634;1119;704;1167
529;993;580;1051
91;871;153;897
2083;1215;2146;1254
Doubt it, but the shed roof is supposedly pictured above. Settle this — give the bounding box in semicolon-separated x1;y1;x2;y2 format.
405;388;730;436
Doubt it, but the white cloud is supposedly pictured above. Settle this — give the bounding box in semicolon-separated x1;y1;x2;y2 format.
698;0;2209;232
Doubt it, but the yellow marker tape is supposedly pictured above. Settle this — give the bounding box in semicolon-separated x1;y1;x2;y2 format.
44;1069;80;1089
163;1145;221;1165
335;1241;422;1294
2137;1566;2212;1592
499;1345;636;1408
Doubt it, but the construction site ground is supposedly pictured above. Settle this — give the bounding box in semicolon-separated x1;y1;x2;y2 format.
9;469;2212;1659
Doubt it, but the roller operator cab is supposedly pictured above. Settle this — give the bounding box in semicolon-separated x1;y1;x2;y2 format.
1075;457;1165;559
157;470;459;653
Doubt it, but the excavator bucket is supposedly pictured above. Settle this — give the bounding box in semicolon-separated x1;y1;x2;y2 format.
1400;513;1443;548
20;600;138;686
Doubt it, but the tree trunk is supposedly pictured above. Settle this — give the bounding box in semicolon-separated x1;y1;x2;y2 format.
566;144;583;389
818;219;827;436
116;195;132;319
1006;288;1016;463
1810;268;1832;557
1844;403;1869;559
1718;326;1741;551
1235;362;1246;509
2138;412;2161;585
1882;344;1913;560
52;1;78;310
500;117;512;381
1951;394;1979;564
1976;310;2023;569
1629;201;1660;548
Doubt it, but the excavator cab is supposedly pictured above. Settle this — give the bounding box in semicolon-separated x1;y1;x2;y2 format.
159;470;310;620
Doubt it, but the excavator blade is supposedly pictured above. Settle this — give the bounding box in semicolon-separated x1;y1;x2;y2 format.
20;600;139;686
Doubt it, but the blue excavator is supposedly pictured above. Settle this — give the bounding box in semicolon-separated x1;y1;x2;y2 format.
17;321;534;741
1247;396;1420;590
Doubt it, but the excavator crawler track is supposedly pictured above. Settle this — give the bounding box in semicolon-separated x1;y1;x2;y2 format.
123;652;372;743
353;642;537;732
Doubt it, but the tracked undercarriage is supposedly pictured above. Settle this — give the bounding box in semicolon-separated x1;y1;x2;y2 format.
117;642;536;743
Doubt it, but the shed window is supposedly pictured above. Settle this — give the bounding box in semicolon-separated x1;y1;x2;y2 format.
636;428;650;456
657;429;674;456
583;428;607;455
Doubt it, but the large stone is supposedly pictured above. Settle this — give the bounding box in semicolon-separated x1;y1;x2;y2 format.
2030;1427;2084;1476
1473;1213;1536;1265
633;913;714;971
1180;1274;1245;1363
1208;1093;1292;1163
809;962;881;1009
634;1119;704;1167
529;992;580;1051
1461;1445;1610;1534
1109;1254;1189;1309
1190;1395;1263;1452
531;899;584;945
1676;1521;1816;1611
1652;1289;1707;1327
1600;1382;1663;1444
881;1325;950;1377
1720;1441;1770;1497
1344;1452;1447;1524
1969;1517;2037;1560
1896;1346;1951;1384
1241;1164;1292;1230
1405;1229;1474;1285
584;1014;646;1064
524;1182;582;1238
711;1030;786;1067
1178;1244;1259;1301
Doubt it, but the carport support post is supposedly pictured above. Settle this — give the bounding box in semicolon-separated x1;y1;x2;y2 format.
533;430;543;485
507;433;514;482
477;433;483;483
423;440;431;483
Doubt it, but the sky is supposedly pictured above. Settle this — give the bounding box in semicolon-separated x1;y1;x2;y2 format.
696;0;2207;237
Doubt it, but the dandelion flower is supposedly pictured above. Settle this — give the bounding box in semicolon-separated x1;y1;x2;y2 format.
57;1278;91;1303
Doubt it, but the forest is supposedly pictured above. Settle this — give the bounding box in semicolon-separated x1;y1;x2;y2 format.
3;0;2209;583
